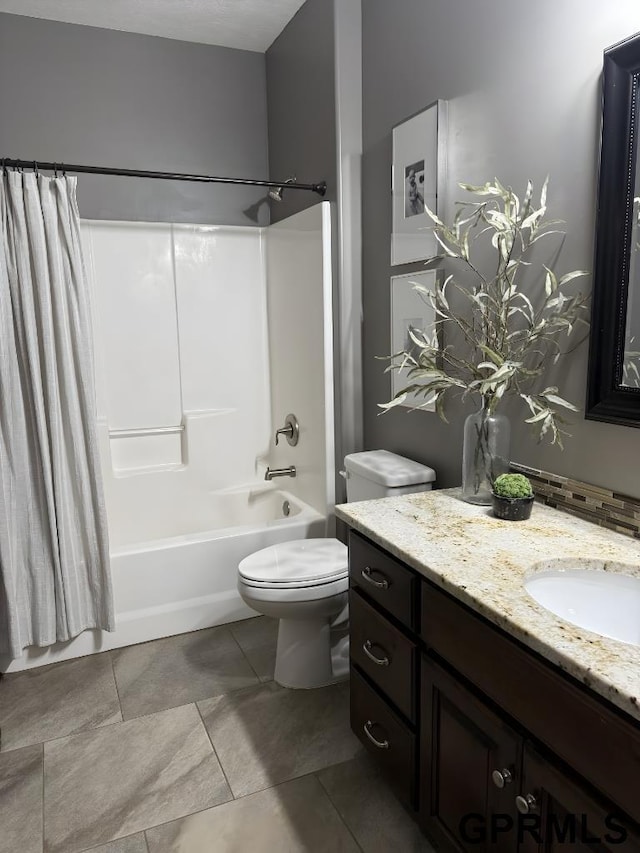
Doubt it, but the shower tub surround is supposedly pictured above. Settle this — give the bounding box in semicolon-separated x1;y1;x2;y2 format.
2;204;335;672
336;489;640;721
55;485;322;669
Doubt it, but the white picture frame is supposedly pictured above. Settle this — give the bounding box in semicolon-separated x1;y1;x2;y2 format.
391;100;447;266
390;270;438;410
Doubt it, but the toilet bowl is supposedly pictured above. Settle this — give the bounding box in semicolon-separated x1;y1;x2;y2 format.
238;538;349;689
238;450;436;689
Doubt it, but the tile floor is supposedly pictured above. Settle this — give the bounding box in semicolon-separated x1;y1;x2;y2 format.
0;617;433;853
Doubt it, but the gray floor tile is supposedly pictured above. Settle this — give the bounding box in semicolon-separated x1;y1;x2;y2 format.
0;653;121;751
146;774;360;853
44;703;231;853
79;834;149;853
112;626;260;719
318;753;434;853
0;744;43;853
198;680;361;797
228;616;278;682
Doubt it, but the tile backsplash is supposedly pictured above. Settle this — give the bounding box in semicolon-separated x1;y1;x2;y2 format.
510;462;640;539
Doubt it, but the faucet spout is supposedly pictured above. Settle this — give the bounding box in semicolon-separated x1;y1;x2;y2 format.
265;465;296;481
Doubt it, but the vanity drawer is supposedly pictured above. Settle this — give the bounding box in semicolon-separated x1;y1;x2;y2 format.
421;580;640;826
350;589;416;721
350;667;416;807
349;531;416;627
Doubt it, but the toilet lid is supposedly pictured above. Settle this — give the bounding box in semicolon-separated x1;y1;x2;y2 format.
239;538;348;586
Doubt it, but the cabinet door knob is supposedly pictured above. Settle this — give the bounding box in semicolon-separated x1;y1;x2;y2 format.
515;793;538;814
363;720;390;749
363;639;390;666
361;567;389;590
491;768;513;789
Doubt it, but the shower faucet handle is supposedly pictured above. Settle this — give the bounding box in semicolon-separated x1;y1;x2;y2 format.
275;413;299;447
275;425;291;444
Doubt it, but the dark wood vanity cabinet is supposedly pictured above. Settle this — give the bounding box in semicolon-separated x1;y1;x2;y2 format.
348;531;417;628
347;530;640;852
421;656;520;853
420;660;640;853
350;666;417;806
350;589;417;721
348;532;419;806
517;746;640;853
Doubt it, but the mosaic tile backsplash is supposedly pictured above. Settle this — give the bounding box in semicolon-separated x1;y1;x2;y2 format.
510;462;640;539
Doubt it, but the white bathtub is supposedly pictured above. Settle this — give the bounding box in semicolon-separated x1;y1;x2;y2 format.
3;486;326;673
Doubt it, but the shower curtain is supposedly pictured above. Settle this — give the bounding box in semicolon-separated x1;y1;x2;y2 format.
0;171;114;659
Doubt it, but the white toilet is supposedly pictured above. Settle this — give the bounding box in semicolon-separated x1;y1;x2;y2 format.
237;450;436;689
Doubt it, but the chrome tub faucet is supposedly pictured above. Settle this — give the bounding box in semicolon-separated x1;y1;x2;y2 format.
265;466;296;480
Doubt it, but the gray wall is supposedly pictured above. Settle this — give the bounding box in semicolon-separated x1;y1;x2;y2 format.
266;0;337;223
0;14;269;225
362;0;640;496
266;0;356;517
334;0;364;467
266;0;366;520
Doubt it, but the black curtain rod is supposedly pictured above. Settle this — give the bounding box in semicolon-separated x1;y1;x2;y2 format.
0;158;327;197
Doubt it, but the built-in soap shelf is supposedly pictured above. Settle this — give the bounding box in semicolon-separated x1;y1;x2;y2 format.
108;422;185;473
103;409;263;481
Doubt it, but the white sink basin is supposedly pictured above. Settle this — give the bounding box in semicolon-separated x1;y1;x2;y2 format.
524;565;640;646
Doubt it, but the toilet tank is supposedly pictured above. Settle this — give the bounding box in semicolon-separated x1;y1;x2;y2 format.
343;450;436;502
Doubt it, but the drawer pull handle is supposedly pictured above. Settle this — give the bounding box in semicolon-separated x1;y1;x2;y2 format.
363;720;389;749
363;639;390;667
492;768;513;789
515;793;538;815
361;567;389;590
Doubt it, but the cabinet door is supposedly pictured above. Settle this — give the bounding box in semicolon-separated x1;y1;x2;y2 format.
421;655;520;853
517;744;640;853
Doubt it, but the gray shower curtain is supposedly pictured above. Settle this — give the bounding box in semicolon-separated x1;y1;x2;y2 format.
0;171;114;659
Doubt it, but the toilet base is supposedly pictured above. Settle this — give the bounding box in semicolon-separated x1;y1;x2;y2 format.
274;616;349;689
330;632;350;682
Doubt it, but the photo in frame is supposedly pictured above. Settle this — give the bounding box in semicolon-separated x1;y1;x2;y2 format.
391;100;447;265
390;270;438;410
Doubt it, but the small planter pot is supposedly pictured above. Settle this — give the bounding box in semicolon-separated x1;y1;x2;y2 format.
491;493;535;521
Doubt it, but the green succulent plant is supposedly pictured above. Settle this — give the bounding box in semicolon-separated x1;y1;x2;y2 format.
492;473;533;499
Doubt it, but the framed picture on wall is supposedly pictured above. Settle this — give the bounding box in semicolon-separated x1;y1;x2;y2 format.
391;100;447;265
390;270;438;410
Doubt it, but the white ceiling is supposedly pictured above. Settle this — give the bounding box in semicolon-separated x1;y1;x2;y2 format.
0;0;308;52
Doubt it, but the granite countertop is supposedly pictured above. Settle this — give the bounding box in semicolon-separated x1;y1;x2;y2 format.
336;489;640;723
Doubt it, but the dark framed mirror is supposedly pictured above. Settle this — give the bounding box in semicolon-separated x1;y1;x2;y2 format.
587;31;640;426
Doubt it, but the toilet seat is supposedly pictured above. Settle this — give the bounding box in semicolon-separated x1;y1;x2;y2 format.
241;574;347;589
238;538;348;589
238;573;348;604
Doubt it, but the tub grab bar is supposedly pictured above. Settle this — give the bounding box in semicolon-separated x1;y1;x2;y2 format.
109;425;184;439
